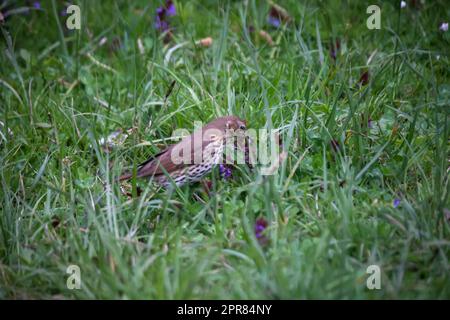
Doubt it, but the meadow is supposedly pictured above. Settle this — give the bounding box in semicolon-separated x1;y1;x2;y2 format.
0;0;449;299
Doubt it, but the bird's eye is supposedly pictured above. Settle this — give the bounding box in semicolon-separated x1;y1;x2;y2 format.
239;125;246;130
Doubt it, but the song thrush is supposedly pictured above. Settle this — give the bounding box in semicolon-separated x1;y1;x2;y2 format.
119;116;247;188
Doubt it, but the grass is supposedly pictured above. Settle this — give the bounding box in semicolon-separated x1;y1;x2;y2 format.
0;0;449;299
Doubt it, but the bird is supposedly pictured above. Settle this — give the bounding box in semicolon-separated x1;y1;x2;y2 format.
119;116;248;188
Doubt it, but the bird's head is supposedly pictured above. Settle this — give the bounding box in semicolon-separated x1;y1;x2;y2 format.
205;115;247;133
200;115;248;144
224;115;247;131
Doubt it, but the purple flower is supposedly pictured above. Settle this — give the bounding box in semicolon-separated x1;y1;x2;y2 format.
156;7;164;14
219;164;232;180
155;18;169;31
166;0;176;16
33;1;41;9
267;15;281;28
155;1;176;32
267;4;291;28
255;217;269;246
155;7;167;31
368;118;373;128
255;219;267;238
393;198;401;208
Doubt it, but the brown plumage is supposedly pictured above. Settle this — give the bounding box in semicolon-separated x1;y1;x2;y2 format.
119;116;247;187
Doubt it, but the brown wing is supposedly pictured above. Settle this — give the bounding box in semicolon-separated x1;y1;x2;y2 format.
119;145;177;181
119;128;222;181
